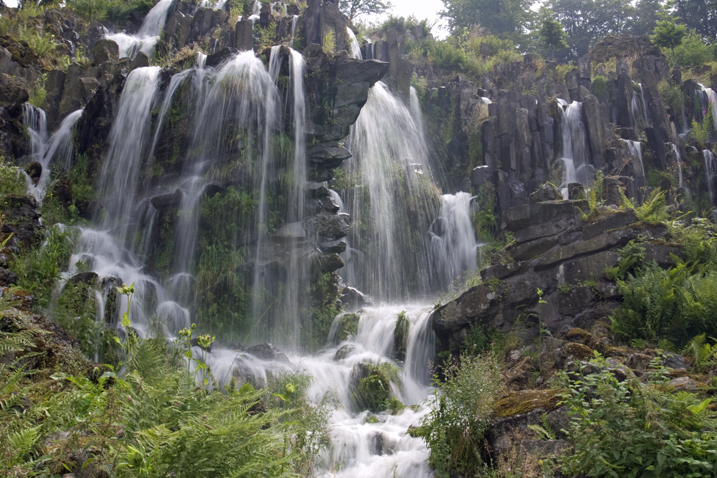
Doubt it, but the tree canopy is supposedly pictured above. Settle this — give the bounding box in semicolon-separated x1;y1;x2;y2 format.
439;0;532;40
339;0;392;22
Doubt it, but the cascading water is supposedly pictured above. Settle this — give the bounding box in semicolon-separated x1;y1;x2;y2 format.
671;143;684;189
22;105;83;203
621;139;645;178
557;99;591;196
35;43;479;477
346;27;362;60
429;192;478;290
409;86;424;137
106;0;173;58
699;84;717;131
640;83;651;127
344;82;437;301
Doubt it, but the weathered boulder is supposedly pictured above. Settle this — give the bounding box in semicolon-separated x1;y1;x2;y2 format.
92;39;119;65
245;343;290;363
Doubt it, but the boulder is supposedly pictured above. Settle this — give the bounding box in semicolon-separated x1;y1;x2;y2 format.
245;343;290;363
235;19;253;51
341;286;372;313
528;183;562;204
92;39;119;65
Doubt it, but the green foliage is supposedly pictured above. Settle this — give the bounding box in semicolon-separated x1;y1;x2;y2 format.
560;353;717;477
68;0;153;23
605;240;646;281
27;75;47;108
690;108;714;147
441;0;532;41
652;18;687;49
353;361;401;412
538;7;568;57
0;160;28;199
591;75;609;103
612;260;717;347
377;15;432;37
669;30;715;68
339;0;391;22
461;323;499;356
394;310;409;362
0;321;328;477
333;312;359;342
683;334;717;373
420;350;502;477
10;228;74;309
17;25;59;57
257;23;277;50
322;30;335;55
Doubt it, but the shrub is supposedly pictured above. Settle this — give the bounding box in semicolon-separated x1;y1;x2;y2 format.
560;353;717;477
670;31;715;68
419;350;502;477
592;75;609;103
322;30;335;55
9;228;74;310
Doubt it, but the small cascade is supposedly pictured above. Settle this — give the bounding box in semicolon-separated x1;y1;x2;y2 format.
671;143;684;189
345;82;437;301
699;84;717;131
640;83;651;127
268;45;282;84
22;105;83;202
409;86;424;137
106;0;173;58
557;99;590;195
252;0;261;15
290;15;299;46
205;304;436;478
428;192;478;291
705;149;717;209
622;139;645;177
279;48;308;347
98;67;162;245
346;27;362;59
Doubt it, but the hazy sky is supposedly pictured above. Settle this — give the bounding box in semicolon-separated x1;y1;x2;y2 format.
1;0;450;37
364;0;449;38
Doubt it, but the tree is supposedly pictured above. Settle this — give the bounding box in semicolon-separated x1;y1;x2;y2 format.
339;0;391;22
549;0;635;58
538;8;568;59
440;0;532;40
628;0;668;36
674;0;717;41
651;18;687;49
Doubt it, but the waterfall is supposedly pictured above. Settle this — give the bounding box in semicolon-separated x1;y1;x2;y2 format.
345;82;436;301
409;86;424;137
38;46;483;478
640;83;651;128
105;0;173;58
98;67;162;244
557;99;591;195
290;15;299;46
278;48;308;348
346;27;362;59
22;105;84;203
428;192;478;290
621;139;645;178
670;143;684;189
705;149;717;207
699;84;717;131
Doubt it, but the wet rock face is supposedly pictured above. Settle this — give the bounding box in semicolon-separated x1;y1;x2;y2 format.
432;199;669;355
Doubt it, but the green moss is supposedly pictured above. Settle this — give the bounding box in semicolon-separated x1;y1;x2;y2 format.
393;310;409;362
492;389;561;418
352;361;400;413
334;312;359;343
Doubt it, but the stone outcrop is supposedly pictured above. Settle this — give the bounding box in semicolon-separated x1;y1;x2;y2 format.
432;200;671;355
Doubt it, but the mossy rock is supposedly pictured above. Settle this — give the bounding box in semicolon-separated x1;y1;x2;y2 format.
393;310;409;362
333;312;359;343
564;327;592;345
349;361;399;413
560;342;594;360
493;389;561;418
